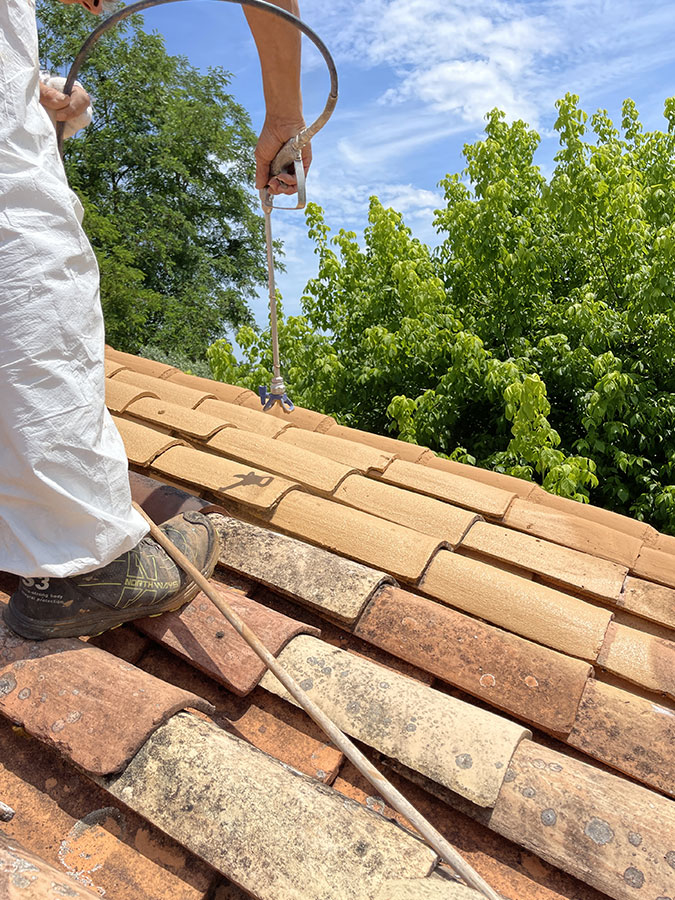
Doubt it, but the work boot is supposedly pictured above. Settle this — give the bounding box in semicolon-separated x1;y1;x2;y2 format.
3;510;220;640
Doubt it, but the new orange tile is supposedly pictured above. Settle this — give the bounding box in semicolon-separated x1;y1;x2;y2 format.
125;396;231;441
323;422;433;462
112;414;183;466
114;369;216;409
106;378;159;414
596;621;675;700
422;456;538;500
105;346;177;379
164;370;256;405
268;491;446;582
276;427;395;473
198;397;291;438
631;544;675;589
618;575;675;629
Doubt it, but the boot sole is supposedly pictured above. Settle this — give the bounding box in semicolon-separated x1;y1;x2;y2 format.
3;526;221;641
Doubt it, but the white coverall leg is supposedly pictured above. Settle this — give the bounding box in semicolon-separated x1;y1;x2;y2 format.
0;0;148;578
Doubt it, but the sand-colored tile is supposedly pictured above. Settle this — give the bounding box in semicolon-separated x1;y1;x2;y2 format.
269;491;446;582
422;456;538;500
206;428;354;494
125;396;231;441
104;357;127;378
421;550;612;660
653;530;675;555
0;832;102;900
631;544;675;589
103;712;437;900
460;521;627;602
198;397;291;438
568;679;675;797
503;498;643;568
114;369;216;409
261;634;530;807
335;474;478;546
165;369;256;405
112;414;183;466
211;515;392;624
490;739;675;900
596;621;675;700
276;427;395;473
150;445;298;511
239;393;336;431
380;459;516;519
354;586;592;734
529;488;654;541
374;879;479;900
106;378;158;414
618;575;675;629
323;422;433;462
105;347;177;379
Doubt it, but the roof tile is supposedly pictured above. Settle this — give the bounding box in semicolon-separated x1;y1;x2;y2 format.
198;398;291;438
653;531;675;555
212;515;393;624
105;346;178;379
0;832;101;899
238;394;336;432
596;621;675;699
276;427;395;473
105;377;158;414
261;634;530;807
490;738;675;900
631;544;675;589
206;428;355;494
136;583;319;696
568;678;675;796
528;488;654;541
374;879;478;899
125;396;231;441
459;520;627;602
104;357;127;378
503;499;643;568
164;370;257;405
268;491;446;582
150;445;298;511
334;474;479;546
128;470;209;523
421;550;613;660
421;456;538;500
379;459;516;519
113;369;216;408
112;414;184;467
322;422;433;462
618;575;675;629
354;586;592;733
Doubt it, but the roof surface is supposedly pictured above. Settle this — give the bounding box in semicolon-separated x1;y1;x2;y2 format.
1;345;674;900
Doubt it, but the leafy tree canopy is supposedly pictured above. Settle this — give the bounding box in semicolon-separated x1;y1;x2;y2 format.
37;0;266;359
209;94;675;533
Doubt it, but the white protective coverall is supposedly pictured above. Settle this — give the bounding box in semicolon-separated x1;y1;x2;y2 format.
0;0;148;577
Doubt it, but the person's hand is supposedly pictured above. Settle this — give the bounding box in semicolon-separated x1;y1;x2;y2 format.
255;117;312;196
58;0;106;14
39;82;91;124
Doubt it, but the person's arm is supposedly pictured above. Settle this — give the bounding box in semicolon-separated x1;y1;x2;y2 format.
39;74;92;139
244;0;311;195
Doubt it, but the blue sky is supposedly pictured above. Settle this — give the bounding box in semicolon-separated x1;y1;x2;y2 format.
136;0;675;325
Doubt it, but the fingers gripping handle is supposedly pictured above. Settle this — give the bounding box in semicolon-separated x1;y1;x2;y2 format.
264;137;307;210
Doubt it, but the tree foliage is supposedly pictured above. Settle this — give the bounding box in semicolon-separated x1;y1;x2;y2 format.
37;0;266;359
210;94;675;533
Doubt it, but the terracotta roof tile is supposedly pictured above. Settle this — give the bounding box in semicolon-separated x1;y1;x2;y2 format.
503;498;643;568
421;456;538;500
568;678;675;796
206;428;355;494
334;474;479;546
354;586;592;733
238;394;337;432
128;470;209;523
103;712;438;898
0;833;98;899
261;634;530;807
379;459;516;519
104;357;127;378
125;396;231;441
105;347;178;379
596;621;675;699
113;369;216;408
618;575;675;629
105;377;158;414
198;397;291;438
136;582;319;696
0;603;212;775
268;491;447;582
652;531;675;555
112;414;184;466
421;550;613;660
149;445;299;511
212;515;393;624
374;879;478;899
631;544;675;589
528;487;654;541
276;427;395;473
322;422;433;462
490;738;675;900
164;370;257;405
88;622;151;663
459;520;627;602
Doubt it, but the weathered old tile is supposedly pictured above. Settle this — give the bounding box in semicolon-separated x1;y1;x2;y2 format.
164;370;257;405
421;550;613;661
198;398;292;438
323;423;433;462
503;499;643;568
354;586;592;734
276;427;394;473
106;377;158;414
206;428;355;493
422;456;538;500
631;545;675;589
567;679;675;796
105;346;177;379
334;474;479;546
490;739;675;900
268;492;446;582
239;394;336;432
114;369;216;409
618;575;675;629
212;515;393;624
459;521;627;602
129;470;208;523
112;414;183;466
102;712;437;900
136;583;319;696
125;396;231;441
529;488;654;541
0;831;103;899
150;445;299;511
379;459;516;519
261;634;530;807
0;607;212;775
596;621;675;699
88;623;151;664
374;879;479;899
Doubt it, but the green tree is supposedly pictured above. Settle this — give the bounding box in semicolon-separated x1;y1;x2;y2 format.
37;0;266;359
